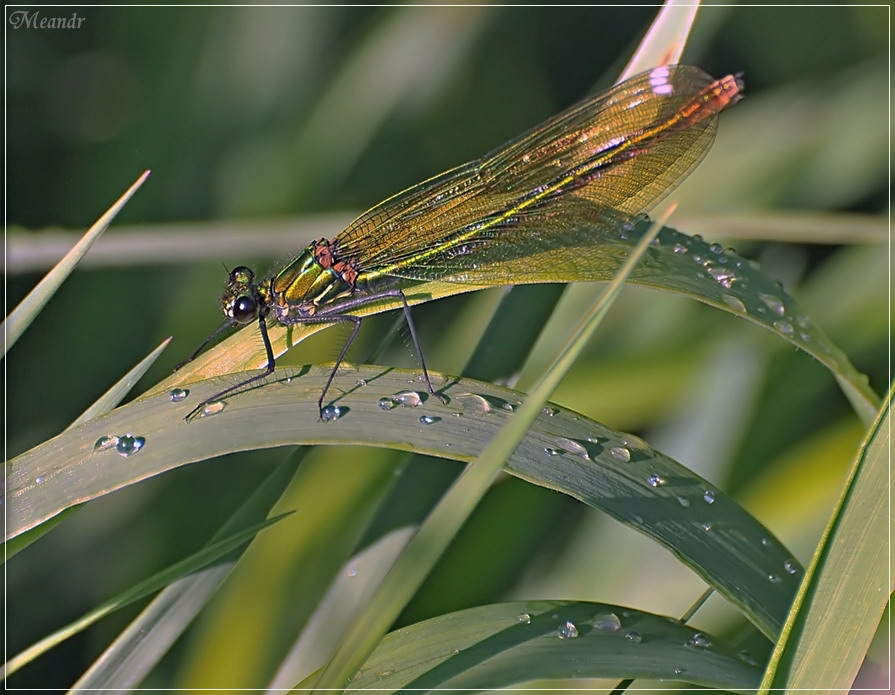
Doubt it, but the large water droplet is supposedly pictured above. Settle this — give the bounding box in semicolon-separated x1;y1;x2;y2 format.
783;558;799;574
609;446;631;463
456;393;491;416
687;632;712;649
703;490;716;504
419;415;441;425
321;405;346;422
169;388;189;403
624;630;642;644
94;435;119;452
200;401;226;417
116;435;146;457
592;612;621;632
774;320;794;336
557;620;579;639
555;437;588;458
394;391;422;407
759;292;786;316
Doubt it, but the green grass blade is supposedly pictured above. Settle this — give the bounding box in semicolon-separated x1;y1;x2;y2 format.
759;381;893;692
3;170;151;355
3;513;289;678
6;364;800;641
72;336;172;426
65;453;303;690
341;601;762;692
266;527;416;690
309;218;665;690
67;563;235;692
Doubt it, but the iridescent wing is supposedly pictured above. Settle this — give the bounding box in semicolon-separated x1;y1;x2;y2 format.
332;65;741;285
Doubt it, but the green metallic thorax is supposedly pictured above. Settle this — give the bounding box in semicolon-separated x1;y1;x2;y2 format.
268;240;359;320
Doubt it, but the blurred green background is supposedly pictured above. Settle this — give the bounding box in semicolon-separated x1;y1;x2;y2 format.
7;4;888;690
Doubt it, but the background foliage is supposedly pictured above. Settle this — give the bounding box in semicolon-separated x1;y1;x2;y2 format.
7;4;888;690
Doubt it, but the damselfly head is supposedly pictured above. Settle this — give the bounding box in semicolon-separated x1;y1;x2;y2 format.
222;265;260;324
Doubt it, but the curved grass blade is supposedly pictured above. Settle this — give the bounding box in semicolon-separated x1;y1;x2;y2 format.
760;381;893;691
154;222;876;422
338;600;762;692
67;563;234;692
311;212;664;691
64;453;303;691
3;513;290;679
7;366;800;643
266;527;416;691
5;336;173;561
3;170;151;355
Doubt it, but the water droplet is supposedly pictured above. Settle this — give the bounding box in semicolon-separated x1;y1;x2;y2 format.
709;267;736;289
676;496;691;508
761;537;772;547
692;254;704;264
456;393;491;416
378;397;398;411
347;569;358;577
796;314;811;329
647;473;665;487
94;435;119;452
672;242;687;254
169;388;189;403
200;401;226;417
799;331;811;342
592;612;621;632
542;406;558;417
321;405;345;421
116;435;146;457
674;667;686;675
709;242;723;254
774;320;794;336
702;522;713;531
687;632;712;649
759;292;786;316
544;447;565;457
379;670;394;678
502;402;515;412
703;490;716;504
768;573;781;583
394;391;422;407
624;630;642;644
35;476;45;484
783;558;799;574
555;437;588;458
516;613;531;624
557;620;579;639
356;378;367;387
419;415;441;425
609;446;631;463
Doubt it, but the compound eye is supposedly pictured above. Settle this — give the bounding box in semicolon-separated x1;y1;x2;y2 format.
231;295;257;323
